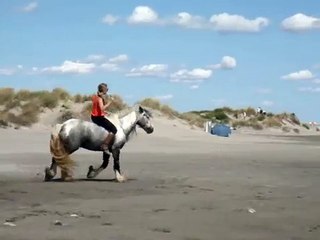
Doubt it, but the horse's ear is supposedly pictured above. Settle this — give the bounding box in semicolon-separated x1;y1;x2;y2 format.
139;106;143;113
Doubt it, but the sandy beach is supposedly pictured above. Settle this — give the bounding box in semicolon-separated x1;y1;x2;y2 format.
0;116;320;240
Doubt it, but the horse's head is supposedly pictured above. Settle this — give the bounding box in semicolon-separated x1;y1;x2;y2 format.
136;106;154;134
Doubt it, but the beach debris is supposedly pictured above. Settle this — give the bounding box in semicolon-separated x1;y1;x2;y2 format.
101;222;113;226
3;221;16;227
248;208;256;214
308;224;320;232
151;227;171;233
53;220;63;226
70;213;79;218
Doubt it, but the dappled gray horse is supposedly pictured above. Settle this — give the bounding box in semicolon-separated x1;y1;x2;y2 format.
45;105;154;182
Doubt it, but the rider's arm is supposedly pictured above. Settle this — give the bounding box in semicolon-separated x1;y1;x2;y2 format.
98;97;112;111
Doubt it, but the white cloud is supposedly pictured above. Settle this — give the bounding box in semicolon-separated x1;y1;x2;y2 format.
262;100;274;107
155;94;173;100
190;85;199;89
100;63;119;71
282;70;315;80
126;64;168;77
170;68;212;82
21;2;38;13
172;12;206;29
102;14;119;25
127;6;159;24
0;68;15;76
107;7;269;33
109;54;128;63
281;13;320;32
17;65;23;69
42;60;96;74
210;56;237;69
298;87;320;92
209;13;269;32
220;56;237;69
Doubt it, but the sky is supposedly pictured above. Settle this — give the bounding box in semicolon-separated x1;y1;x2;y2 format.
0;0;320;122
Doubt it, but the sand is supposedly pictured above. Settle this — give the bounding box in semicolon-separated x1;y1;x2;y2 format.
0;116;320;240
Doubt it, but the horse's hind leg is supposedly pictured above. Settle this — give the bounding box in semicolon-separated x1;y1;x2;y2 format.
60;168;73;182
44;158;57;181
87;152;110;179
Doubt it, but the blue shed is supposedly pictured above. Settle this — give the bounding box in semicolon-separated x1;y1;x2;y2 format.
211;124;231;137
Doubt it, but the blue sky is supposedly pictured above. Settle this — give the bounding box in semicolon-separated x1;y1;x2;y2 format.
1;0;320;121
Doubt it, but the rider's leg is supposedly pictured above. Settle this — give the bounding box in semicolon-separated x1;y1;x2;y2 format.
100;118;117;151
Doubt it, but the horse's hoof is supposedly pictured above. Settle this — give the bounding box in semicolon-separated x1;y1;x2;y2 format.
115;176;126;183
44;167;53;182
115;171;127;183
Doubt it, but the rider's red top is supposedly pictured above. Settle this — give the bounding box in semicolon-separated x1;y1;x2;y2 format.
91;95;105;116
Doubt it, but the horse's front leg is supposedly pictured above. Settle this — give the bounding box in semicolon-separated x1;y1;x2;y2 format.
87;152;110;179
112;148;126;182
44;158;57;181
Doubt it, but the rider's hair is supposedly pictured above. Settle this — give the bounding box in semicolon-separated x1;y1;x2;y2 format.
97;83;108;93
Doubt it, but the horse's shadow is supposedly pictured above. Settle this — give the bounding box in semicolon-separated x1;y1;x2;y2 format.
48;178;136;182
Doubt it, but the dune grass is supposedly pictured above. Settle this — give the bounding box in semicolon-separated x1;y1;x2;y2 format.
0;87;309;131
138;98;161;110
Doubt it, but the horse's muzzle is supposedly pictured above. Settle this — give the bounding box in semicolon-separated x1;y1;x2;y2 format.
146;126;154;134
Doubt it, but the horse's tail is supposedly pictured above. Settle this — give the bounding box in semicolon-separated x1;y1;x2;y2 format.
49;124;75;176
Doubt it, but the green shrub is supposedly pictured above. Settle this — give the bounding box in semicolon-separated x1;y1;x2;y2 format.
222;106;234;114
214;111;229;122
302;123;310;130
257;115;265;121
202;108;229;123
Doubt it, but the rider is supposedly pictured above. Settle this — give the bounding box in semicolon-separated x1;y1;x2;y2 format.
91;83;117;151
